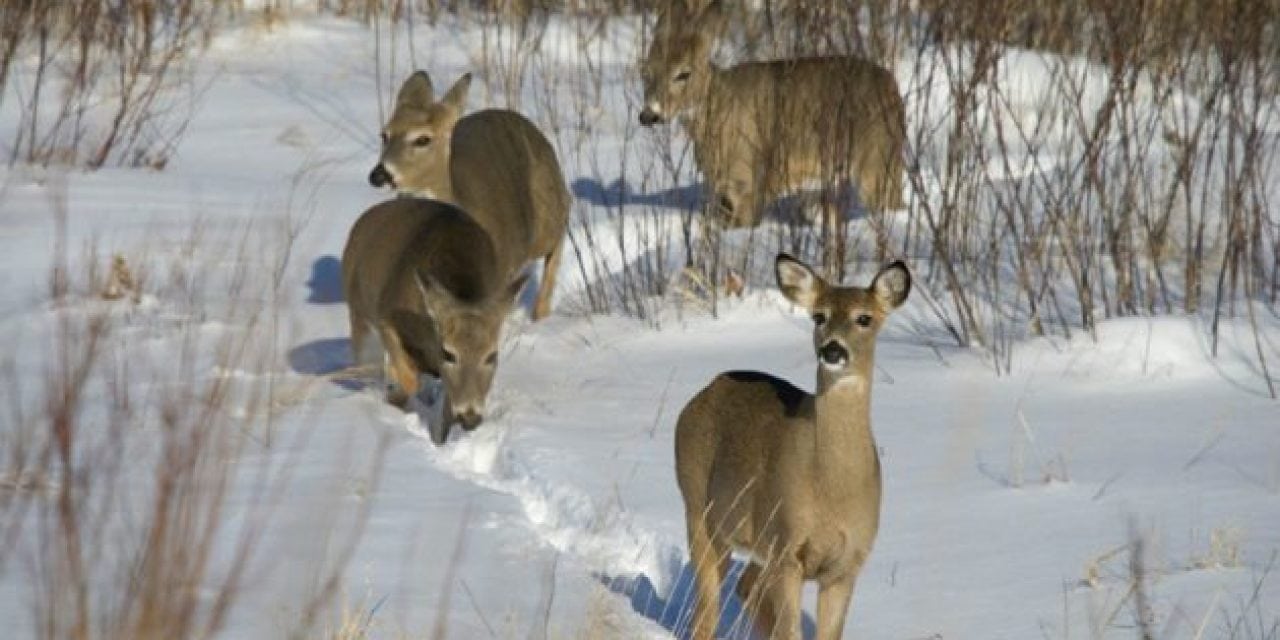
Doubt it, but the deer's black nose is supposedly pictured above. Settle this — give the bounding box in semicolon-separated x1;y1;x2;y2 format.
458;409;483;430
368;164;393;188
638;108;663;126
819;341;849;367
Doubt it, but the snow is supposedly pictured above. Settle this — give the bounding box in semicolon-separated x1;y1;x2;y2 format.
2;10;1278;640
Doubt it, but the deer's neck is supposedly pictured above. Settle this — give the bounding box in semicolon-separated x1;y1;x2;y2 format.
678;67;721;132
432;172;457;205
812;361;877;478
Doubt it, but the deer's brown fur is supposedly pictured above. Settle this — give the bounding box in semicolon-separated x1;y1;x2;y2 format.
342;198;526;445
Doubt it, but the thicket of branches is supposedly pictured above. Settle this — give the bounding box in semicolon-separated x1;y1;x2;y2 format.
422;0;1280;386
0;0;236;168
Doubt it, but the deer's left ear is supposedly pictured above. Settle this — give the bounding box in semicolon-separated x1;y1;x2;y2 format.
871;261;911;311
397;71;434;107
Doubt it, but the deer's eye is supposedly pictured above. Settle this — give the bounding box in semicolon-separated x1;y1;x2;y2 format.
485;352;498;366
811;312;827;325
413;135;432;147
673;70;691;82
855;314;873;327
442;348;457;364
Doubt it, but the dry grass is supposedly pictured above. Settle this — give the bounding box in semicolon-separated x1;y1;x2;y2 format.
0;183;387;639
0;0;236;169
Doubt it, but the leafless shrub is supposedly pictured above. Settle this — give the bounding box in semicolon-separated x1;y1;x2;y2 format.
1;0;230;169
311;1;1278;379
0;181;384;639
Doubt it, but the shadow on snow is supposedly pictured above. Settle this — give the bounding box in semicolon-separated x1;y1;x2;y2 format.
598;560;816;640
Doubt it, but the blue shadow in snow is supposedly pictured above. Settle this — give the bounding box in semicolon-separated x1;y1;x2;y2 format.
287;337;363;391
571;177;705;210
599;561;815;640
306;255;345;304
571;177;870;225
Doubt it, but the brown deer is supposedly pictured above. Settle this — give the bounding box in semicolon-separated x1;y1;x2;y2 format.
674;253;910;639
639;1;906;229
368;71;570;320
342;198;527;445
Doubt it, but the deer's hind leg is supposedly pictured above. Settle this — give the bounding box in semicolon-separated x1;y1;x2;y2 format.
859;130;905;212
532;235;563;321
733;560;779;638
685;509;730;640
757;557;804;640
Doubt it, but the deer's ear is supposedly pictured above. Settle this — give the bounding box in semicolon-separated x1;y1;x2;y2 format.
415;270;453;320
503;271;530;304
696;0;727;32
871;261;911;311
440;72;472;113
775;253;824;311
396;71;434;107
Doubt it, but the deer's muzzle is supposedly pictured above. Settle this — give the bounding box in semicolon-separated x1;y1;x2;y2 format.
368;163;395;188
819;341;849;368
638;107;664;126
457;408;483;430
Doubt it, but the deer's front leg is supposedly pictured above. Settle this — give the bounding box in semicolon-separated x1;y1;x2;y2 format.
762;559;804;640
377;323;419;408
815;572;857;640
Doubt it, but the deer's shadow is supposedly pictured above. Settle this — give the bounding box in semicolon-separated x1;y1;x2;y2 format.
306;255;345;304
571;177;704;210
570;176;872;225
287;337;364;391
598;560;816;639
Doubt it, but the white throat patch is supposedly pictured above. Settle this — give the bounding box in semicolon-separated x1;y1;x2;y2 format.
827;373;869;394
398;187;438;200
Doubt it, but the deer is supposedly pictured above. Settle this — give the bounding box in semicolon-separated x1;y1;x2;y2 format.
368;71;570;321
674;253;911;639
342;198;527;446
638;0;906;231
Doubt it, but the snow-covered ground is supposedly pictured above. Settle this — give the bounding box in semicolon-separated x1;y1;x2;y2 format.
1;12;1278;640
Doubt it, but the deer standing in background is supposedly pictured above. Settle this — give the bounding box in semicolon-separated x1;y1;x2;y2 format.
639;0;906;274
674;254;911;639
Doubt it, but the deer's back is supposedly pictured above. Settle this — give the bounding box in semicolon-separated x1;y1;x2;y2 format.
675;371;819;544
702;56;904;177
449;109;570;277
342;199;500;323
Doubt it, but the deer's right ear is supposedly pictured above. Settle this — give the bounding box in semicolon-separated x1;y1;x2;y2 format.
503;271;530;304
775;253;822;310
695;0;727;32
414;270;448;319
396;71;434;107
682;0;716;14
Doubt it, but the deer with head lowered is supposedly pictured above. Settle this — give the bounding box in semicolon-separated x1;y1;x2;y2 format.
674;254;910;639
342;199;527;445
639;0;906;229
345;71;569;444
